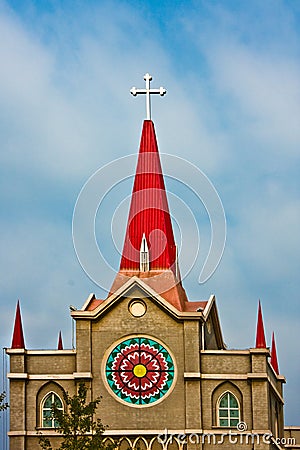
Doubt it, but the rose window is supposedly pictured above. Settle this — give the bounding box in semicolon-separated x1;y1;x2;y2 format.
105;337;176;406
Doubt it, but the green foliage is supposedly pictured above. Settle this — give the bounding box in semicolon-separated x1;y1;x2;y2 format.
0;391;9;412
39;382;113;450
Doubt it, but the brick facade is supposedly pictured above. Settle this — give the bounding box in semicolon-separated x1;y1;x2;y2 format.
7;282;287;449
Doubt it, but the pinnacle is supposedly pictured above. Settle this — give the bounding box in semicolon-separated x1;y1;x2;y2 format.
255;300;266;348
11;300;25;349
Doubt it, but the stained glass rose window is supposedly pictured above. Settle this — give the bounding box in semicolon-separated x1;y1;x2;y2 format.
104;336;176;406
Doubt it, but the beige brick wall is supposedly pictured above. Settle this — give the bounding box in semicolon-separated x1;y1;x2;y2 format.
201;353;251;374
251;380;269;430
7;289;286;450
251;352;268;373
184;321;200;372
90;293;187;430
76;319;92;373
26;435;64;450
10;381;26;431
27;354;76;374
9;436;25;450
284;427;300;449
10;353;25;373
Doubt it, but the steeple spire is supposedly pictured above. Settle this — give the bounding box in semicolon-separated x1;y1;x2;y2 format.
58;331;63;350
110;75;191;311
255;300;266;348
11;300;25;349
120;120;177;276
270;332;279;374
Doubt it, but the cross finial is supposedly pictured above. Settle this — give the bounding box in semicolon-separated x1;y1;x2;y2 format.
130;73;166;120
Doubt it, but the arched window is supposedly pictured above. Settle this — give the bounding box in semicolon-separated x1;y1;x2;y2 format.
42;392;63;428
218;392;240;427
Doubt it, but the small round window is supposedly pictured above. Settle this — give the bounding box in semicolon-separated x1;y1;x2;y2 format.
129;300;147;317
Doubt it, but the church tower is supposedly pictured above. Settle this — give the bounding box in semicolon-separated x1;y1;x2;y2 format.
6;74;288;450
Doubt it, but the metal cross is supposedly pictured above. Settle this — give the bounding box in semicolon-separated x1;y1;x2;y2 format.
130;73;166;120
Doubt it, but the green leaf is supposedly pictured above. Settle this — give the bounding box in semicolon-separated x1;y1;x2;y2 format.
39;382;115;450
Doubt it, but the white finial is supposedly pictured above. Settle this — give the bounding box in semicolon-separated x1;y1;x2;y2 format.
130;73;166;120
140;233;150;272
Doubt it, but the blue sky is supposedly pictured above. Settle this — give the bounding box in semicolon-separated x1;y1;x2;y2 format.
0;0;299;426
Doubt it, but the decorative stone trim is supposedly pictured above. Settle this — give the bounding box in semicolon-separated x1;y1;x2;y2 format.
29;374;74;380
7;373;28;379
184;373;248;380
247;372;268;380
201;349;249;354
6;348;26;354
27;350;76;355
7;372;92;380
6;349;76;355
73;372;93;379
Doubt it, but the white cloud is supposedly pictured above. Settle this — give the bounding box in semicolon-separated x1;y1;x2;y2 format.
234;188;300;281
209;44;300;154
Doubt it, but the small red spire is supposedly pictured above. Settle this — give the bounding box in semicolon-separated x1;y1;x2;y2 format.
57;331;63;350
255;300;266;348
270;332;279;375
11;300;25;349
120;120;177;274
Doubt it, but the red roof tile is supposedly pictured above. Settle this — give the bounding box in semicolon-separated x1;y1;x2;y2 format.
110;270;191;311
86;299;104;311
183;301;207;312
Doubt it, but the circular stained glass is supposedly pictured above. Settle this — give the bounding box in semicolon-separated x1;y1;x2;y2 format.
104;336;176;406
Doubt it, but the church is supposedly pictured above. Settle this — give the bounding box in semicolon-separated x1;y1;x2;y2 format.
6;75;299;449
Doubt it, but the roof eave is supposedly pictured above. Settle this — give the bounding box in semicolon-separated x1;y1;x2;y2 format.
73;277;204;321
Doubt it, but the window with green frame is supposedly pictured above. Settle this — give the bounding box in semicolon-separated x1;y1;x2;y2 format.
42;392;63;428
218;392;240;427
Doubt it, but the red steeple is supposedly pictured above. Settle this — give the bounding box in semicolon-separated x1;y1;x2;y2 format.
270;332;279;374
58;331;63;350
255;300;266;348
120;120;177;275
11;300;25;349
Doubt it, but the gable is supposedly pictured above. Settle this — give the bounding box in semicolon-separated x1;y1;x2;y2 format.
91;284;188;332
203;297;225;350
76;277;204;321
